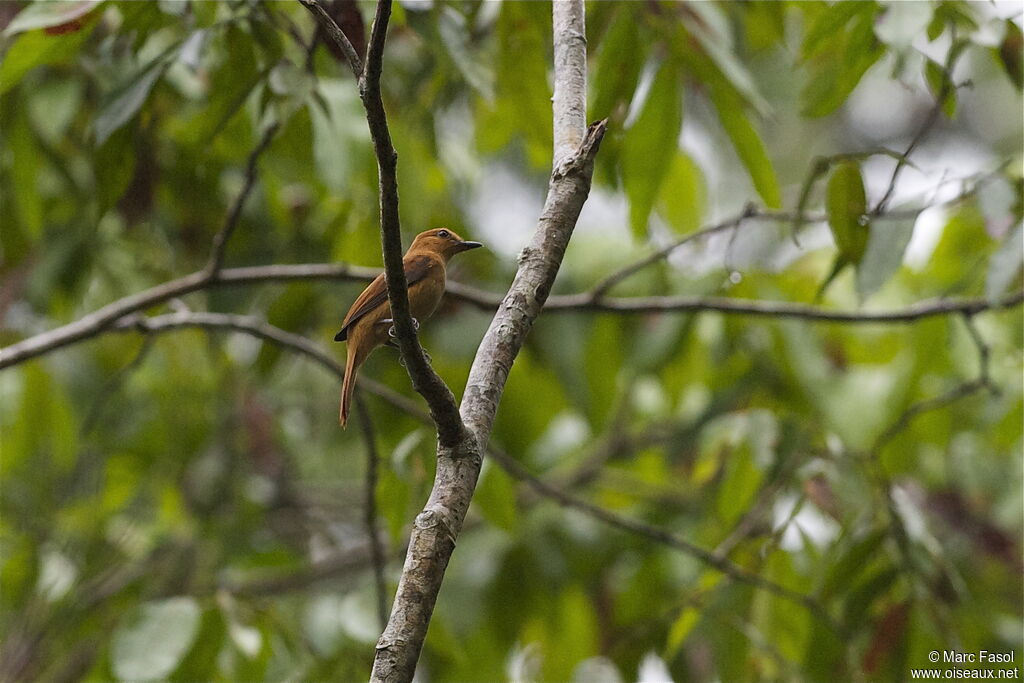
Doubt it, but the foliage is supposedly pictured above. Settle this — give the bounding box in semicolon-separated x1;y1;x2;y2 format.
0;1;1021;681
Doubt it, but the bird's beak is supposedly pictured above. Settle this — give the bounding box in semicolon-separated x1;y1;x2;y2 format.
458;240;484;252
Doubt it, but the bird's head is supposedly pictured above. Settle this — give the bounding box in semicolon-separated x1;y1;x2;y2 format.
410;228;484;262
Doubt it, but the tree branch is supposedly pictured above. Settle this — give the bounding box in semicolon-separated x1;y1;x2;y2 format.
356;0;468;449
543;288;1024;321
205;123;279;277
0;264;372;370
297;0;363;78
304;0;468;447
872;37;963;215
370;2;605;680
0;144;1007;372
552;0;586;164
3;259;1020;371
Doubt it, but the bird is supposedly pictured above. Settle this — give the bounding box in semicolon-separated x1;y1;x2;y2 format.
335;228;483;428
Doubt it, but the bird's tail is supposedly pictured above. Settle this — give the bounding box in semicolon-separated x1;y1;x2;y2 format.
339;345;359;428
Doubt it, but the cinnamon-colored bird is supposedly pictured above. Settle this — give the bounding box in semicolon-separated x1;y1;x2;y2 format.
335;228;483;427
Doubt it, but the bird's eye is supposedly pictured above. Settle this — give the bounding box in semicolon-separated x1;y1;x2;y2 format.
438;229;451;239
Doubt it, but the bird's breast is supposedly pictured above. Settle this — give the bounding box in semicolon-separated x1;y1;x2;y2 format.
408;266;446;321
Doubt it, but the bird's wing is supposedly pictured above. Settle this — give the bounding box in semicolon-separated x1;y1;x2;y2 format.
334;254;435;342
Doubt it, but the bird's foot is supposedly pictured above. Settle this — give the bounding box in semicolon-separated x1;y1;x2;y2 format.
380;317;420;340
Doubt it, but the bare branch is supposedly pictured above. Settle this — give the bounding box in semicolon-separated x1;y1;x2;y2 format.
552;0;586;164
590;202;764;298
297;0;363;78
0;264;372;370
460;119;606;447
83;306;882;639
873;378;986;453
0;123;278;368
205;123;279;277
544;289;1024;321
352;0;467;448
872;38;963;215
302;0;461;447
3;259;1020;371
962;313;998;395
371;3;604;680
595;168;1000;299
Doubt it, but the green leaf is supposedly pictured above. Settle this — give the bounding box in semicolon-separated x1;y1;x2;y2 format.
583;316;624;426
622;61;682;238
473;461;518;531
478;1;551;165
997;19;1023;90
666;607;700;660
94;44;181;145
803;619;845;681
3;0;102;36
0;364;77;477
656;151;705;234
9;111;43;238
922;204;993;290
699;411;776;524
802;1;875;60
0;18;96;96
801;6;883;117
716;446;763;525
708;84;780;208
590;5;644;122
842;566;899;628
925;58;956;118
856;216;916;301
820;529;887;599
826;161;869;264
111;597;201;681
438;6;493;100
182;27;265;145
256;284;317;374
926;11;945;42
686;2;771;116
986;223;1023;303
94;126;137;215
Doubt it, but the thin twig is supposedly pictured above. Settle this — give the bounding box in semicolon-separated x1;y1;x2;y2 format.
872;37;963;215
545;289;1024;321
229;544;384;597
593;166;996;299
355;392;389;629
350;0;467;447
590;203;762;298
962;313;998;395
873;380;985;453
871;310;1003;452
297;0;363;78
205;123;279;277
